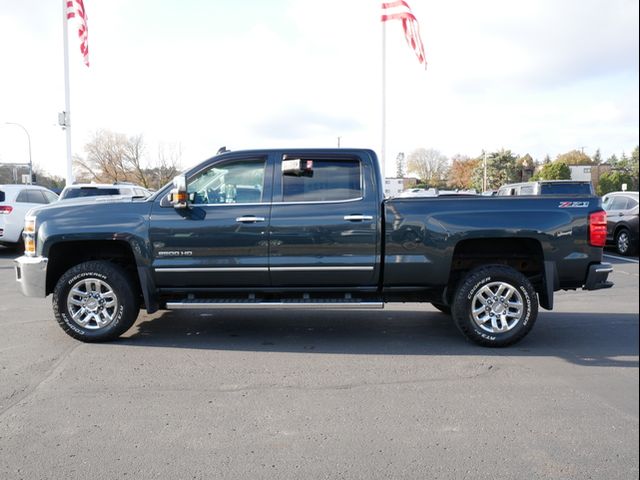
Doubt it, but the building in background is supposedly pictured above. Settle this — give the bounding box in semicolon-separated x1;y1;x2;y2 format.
569;164;612;189
384;177;418;197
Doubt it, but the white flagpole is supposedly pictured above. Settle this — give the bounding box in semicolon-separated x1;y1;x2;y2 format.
62;0;74;186
381;20;386;179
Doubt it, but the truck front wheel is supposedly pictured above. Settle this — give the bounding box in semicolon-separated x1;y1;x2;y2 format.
52;261;139;342
452;266;538;347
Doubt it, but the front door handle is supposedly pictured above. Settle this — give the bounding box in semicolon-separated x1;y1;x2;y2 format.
236;216;266;223
344;215;373;222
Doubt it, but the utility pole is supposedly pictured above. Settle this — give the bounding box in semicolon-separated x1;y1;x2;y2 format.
483;150;488;192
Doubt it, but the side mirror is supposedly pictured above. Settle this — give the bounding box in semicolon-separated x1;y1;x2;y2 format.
168;175;189;209
282;158;314;177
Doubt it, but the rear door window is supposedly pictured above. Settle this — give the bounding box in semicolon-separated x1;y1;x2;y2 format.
606;196;628;211
282;159;362;202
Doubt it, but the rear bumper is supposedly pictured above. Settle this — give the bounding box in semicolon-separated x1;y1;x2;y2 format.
14;255;48;297
583;262;614;291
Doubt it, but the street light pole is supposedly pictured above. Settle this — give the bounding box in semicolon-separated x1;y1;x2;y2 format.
4;122;33;184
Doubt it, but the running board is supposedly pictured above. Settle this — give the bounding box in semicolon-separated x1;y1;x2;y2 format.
166;298;384;310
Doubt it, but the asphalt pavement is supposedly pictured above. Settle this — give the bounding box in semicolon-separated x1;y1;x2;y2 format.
0;246;638;480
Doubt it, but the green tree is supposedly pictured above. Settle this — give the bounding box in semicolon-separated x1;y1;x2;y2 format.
597;170;635;196
593;148;602;164
531;162;571;180
556;149;594;165
604;146;639;190
471;149;519;191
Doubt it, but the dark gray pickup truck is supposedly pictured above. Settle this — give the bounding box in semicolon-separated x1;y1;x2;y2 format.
15;148;613;346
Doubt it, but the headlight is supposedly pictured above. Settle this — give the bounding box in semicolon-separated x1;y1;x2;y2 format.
23;216;37;256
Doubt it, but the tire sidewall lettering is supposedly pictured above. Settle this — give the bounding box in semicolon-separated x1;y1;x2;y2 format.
62;271;123;333
67;271;107;286
467;276;491;300
520;285;531;326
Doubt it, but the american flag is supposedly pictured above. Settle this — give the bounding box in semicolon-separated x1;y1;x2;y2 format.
66;0;89;67
381;0;426;68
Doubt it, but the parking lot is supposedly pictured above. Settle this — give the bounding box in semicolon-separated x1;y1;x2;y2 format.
0;247;638;480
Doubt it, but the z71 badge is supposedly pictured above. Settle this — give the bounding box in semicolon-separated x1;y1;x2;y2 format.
558;201;590;208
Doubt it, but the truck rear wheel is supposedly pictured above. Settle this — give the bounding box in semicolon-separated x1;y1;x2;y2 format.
52;261;139;342
451;266;538;347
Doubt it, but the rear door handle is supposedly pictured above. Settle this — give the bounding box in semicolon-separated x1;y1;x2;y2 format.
343;215;373;222
235;216;266;223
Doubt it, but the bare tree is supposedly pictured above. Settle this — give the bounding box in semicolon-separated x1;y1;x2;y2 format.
74;129;129;183
395;152;405;178
73;130;182;190
123;134;148;188
406;148;449;186
155;142;182;188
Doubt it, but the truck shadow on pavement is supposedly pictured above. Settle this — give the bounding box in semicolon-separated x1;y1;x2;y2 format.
119;309;639;368
0;247;19;260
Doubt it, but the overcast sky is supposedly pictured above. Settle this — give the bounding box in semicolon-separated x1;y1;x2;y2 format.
1;0;638;179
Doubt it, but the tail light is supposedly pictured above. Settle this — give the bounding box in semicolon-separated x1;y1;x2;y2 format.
0;205;13;214
589;210;607;247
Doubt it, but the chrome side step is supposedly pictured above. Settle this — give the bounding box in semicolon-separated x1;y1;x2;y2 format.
166;298;384;310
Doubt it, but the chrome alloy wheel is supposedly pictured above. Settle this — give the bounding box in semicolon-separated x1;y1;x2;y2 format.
471;281;524;334
66;278;119;330
617;231;629;254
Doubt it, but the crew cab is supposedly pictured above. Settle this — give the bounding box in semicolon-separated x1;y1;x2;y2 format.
15;149;613;347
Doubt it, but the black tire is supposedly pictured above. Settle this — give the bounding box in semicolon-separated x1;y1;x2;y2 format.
451;265;538;347
615;228;637;256
431;302;451;315
53;261;139;342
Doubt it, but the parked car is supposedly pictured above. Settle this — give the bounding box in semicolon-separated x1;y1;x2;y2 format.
15;148;612;348
59;183;152;201
602;191;639;256
496;180;594;196
0;184;58;248
395;188;439;198
397;188;477;198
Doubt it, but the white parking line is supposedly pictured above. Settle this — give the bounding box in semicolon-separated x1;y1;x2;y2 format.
603;254;640;264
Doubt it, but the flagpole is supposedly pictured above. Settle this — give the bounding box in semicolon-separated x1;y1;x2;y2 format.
62;0;74;186
381;20;386;180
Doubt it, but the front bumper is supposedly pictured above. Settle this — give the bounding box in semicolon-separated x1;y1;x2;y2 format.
583;262;614;291
14;255;48;297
